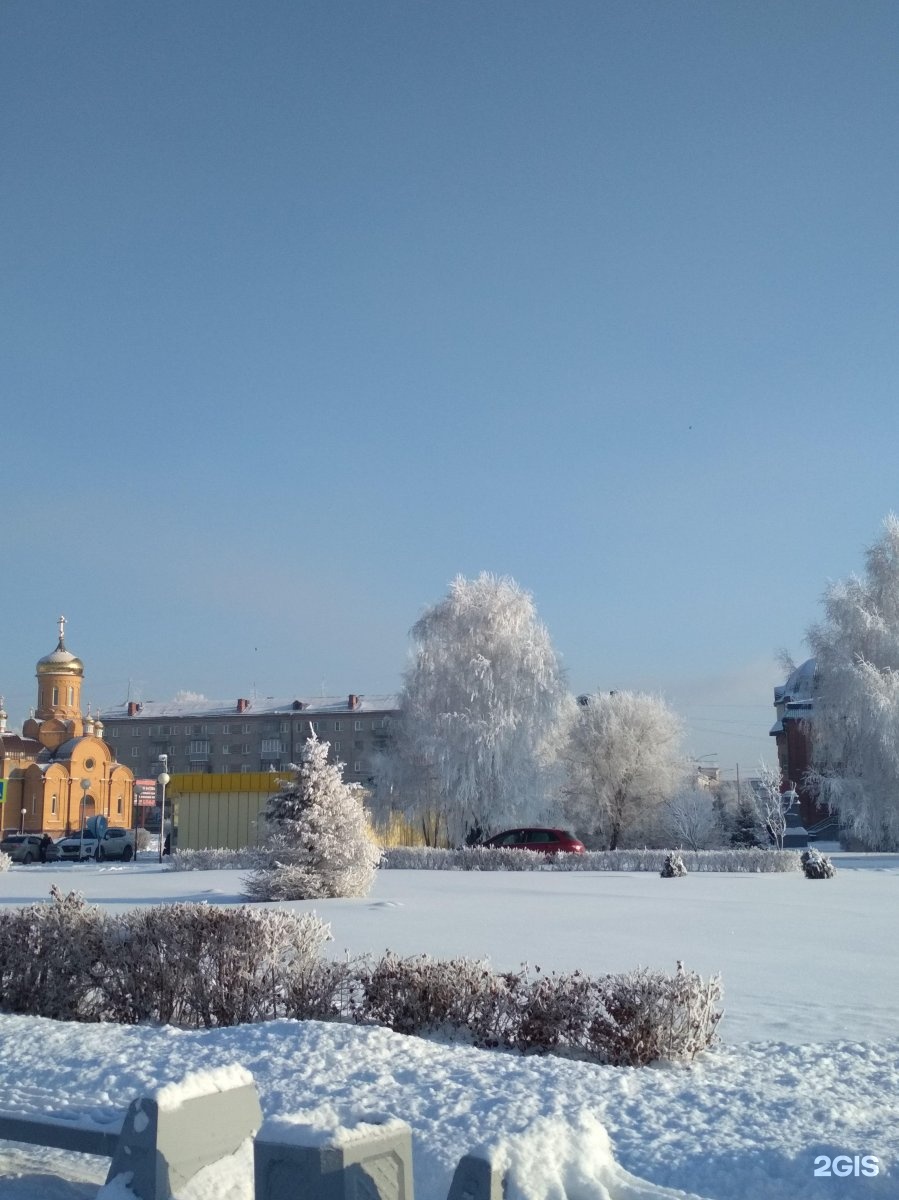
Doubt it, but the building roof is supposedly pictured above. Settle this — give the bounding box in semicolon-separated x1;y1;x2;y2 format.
0;733;42;755
770;655;817;735
99;694;399;720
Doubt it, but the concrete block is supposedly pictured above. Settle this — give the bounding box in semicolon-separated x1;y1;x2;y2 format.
105;1065;262;1200
447;1152;507;1200
254;1114;414;1200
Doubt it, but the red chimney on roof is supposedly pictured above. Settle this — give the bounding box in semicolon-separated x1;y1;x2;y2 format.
127;702;141;717
236;698;249;713
348;694;359;710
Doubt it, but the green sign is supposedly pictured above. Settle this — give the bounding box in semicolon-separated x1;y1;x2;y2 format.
0;780;5;803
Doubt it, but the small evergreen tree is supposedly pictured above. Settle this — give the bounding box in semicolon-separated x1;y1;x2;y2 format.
660;852;688;878
730;794;763;847
244;735;381;901
800;848;837;879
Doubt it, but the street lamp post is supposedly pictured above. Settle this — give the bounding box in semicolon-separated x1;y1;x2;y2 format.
78;779;90;861
19;807;26;834
157;755;170;864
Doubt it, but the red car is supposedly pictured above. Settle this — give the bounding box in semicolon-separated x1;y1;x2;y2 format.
482;827;585;854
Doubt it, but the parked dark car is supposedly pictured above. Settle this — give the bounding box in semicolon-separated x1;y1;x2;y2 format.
0;833;46;864
482;827;585;854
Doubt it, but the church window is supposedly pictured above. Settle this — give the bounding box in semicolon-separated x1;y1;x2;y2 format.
52;687;59;706
51;794;58;815
117;795;123;815
68;687;74;706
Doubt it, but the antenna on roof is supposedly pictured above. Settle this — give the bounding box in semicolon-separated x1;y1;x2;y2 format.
320;677;325;697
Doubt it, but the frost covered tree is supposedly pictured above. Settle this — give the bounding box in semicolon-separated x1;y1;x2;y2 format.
392;573;570;845
662;786;726;850
752;760;794;849
563;691;687;850
807;514;899;849
244;735;381;901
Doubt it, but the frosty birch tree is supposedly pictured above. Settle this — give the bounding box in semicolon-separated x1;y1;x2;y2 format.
752;760;793;850
245;734;380;900
563;691;687;850
662;786;726;850
394;573;570;844
807;514;899;849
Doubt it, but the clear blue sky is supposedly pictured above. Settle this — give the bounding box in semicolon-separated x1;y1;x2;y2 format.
3;1;898;775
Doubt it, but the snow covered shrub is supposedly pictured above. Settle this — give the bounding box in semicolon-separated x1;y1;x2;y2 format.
800;848;837;879
105;903;331;1027
660;852;688;878
380;845;801;872
0;851;11;872
244;735;380;901
586;963;723;1067
170;846;269;872
352;953;516;1042
351;954;721;1066
0;887;110;1021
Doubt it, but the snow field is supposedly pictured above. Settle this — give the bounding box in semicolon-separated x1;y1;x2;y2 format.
0;857;896;1198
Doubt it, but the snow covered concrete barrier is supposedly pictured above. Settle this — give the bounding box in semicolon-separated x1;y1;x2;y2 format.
254;1113;413;1200
104;1064;262;1200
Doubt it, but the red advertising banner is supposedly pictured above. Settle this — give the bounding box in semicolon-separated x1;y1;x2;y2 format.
133;779;157;807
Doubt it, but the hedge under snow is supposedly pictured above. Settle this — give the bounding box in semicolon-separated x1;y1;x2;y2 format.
0;888;722;1066
380;846;801;872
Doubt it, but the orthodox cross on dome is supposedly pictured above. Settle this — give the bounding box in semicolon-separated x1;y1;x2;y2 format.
57;614;67;646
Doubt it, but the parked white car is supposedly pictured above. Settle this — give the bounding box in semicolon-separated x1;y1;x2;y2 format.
55;827;136;863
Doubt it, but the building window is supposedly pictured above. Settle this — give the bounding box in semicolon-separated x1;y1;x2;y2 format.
261;739;281;755
280;721;289;733
132;748;140;758
51;794;57;815
108;727;118;738
241;744;250;755
132;727;142;737
333;741;340;752
117;795;123;815
242;724;251;735
189;740;210;758
241;764;251;773
67;687;74;706
353;740;363;751
222;744;230;755
354;720;363;731
353;761;362;772
222;724;230;734
52;687;59;706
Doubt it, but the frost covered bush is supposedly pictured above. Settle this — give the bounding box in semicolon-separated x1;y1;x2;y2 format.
171;847;269;872
800;848;837;879
381;846;800;873
0;887;110;1021
245;735;380;902
105;903;332;1027
586;963;723;1067
351;954;721;1066
0;851;11;872
660;852;688;878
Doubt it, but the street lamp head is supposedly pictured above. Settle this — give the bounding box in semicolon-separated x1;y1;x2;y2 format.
80;778;91;792
158;772;170;787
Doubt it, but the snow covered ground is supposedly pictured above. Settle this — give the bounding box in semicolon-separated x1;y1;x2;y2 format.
0;856;896;1198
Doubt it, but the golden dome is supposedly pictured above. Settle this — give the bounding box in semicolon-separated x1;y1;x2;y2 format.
36;616;84;677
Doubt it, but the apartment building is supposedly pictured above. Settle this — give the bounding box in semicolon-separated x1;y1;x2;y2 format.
99;692;398;786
